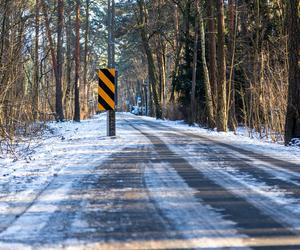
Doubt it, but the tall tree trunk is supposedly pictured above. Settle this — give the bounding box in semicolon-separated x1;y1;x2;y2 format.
56;0;64;121
0;0;9;65
190;0;199;125
216;0;228;132
64;0;72;118
199;0;215;128
170;3;181;103
184;1;191;73
41;0;61;121
83;0;90;118
74;0;81;122
160;45;166;110
207;0;218;112
137;0;162;119
32;0;40;120
285;0;300;145
155;38;166;110
227;0;237;131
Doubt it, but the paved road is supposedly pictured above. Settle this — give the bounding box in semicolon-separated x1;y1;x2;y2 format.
1;114;300;249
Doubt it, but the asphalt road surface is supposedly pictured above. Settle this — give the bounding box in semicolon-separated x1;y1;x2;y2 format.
1;113;300;250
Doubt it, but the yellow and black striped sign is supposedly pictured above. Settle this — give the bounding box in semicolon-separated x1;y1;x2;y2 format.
98;68;116;111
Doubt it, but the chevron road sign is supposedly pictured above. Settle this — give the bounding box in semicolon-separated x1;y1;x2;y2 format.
98;68;116;111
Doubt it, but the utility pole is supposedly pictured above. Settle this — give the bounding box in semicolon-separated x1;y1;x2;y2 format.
107;0;116;136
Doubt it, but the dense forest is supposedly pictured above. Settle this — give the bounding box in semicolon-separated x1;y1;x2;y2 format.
0;0;299;147
0;0;107;146
117;0;300;145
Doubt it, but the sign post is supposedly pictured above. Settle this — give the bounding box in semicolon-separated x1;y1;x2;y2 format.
104;0;116;137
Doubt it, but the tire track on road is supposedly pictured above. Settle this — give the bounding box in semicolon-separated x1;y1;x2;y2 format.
132;117;300;171
126;118;300;249
129;123;298;235
78;144;180;243
137;118;300;192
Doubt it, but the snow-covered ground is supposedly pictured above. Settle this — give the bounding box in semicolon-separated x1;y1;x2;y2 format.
1;112;300;249
0;113;140;241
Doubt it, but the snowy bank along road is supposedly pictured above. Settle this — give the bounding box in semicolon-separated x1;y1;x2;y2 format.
1;113;300;249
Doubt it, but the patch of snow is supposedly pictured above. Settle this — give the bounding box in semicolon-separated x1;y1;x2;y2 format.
0;113;139;244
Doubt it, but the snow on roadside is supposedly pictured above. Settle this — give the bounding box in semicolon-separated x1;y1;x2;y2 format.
138;114;300;162
0;113;135;236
